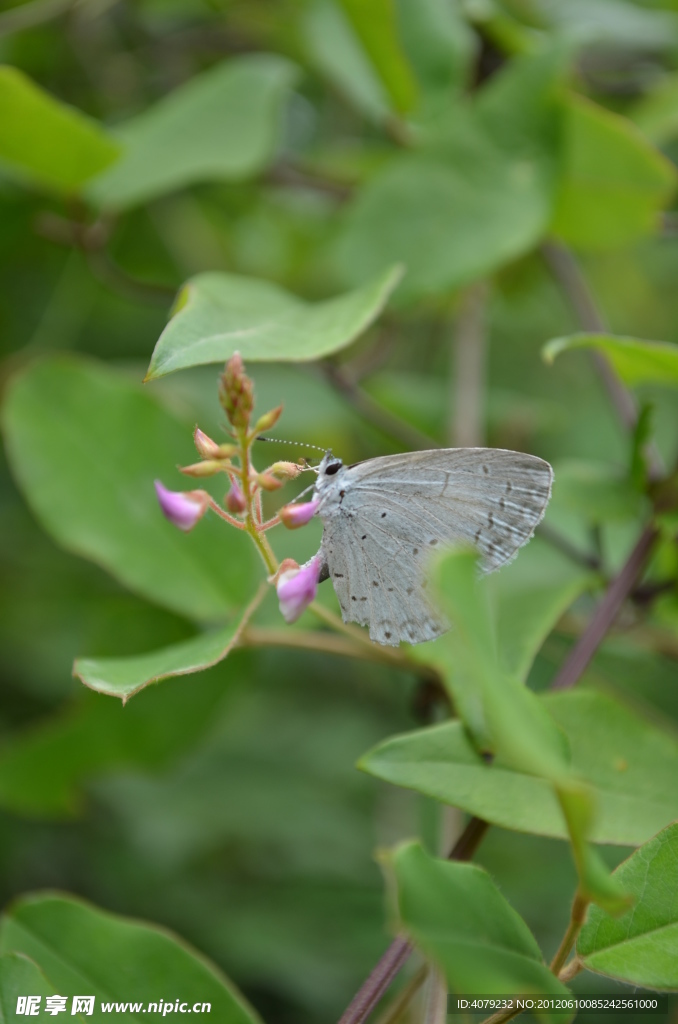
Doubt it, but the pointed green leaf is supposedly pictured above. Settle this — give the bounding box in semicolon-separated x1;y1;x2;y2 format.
578;822;678;988
88;55;298;211
302;0;391;121
360;689;678;846
0;953;71;1022
0;893;263;1022
337;0;417;114
145;265;402;379
0;66;119;193
551;93;676;249
390;841;572;1006
2;356;258;621
74;589;262;701
544;332;678;388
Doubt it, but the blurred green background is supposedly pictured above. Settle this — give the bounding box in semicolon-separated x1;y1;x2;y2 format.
2;0;678;1021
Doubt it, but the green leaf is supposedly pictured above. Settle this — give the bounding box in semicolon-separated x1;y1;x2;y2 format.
335;47;563;300
578;822;678;988
0;66;119;193
0;953;68;1021
74;596;261;701
336;0;417;114
551;460;646;524
630;72;678;146
302;0;392;122
0;659;245;817
395;0;475;101
145;265;402;379
390;841;572;1004
424;548;571;780
0;892;263;1022
87;55;298;211
550;93;676;249
360;689;678;847
490;542;593;681
2;356;258;621
544;332;678;388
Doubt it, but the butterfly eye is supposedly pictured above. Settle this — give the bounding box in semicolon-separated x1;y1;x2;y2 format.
325;461;342;476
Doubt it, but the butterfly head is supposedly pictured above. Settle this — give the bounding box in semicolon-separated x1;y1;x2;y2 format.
318;451;343;477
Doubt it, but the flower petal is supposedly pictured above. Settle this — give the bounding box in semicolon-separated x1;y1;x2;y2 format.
276;554;321;623
154;481;209;532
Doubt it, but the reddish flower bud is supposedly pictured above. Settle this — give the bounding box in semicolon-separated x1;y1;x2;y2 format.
256;472;283;491
193;427;221;459
155;481;209;532
269;461;303;480
253;405;283;433
180;460;223;477
219;353;254;430
279;500;319;529
276;554;322;623
226;480;247;514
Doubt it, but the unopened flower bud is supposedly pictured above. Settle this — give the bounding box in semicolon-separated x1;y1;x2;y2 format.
257;472;283;491
270;461;304;480
226;480;247;514
279;500;319;529
254;405;283;433
219;353;254;430
155;481;209;532
193;427;221;459
180;460;224;477
276;554;322;623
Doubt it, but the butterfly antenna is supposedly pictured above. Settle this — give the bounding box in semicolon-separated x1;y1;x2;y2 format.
256;436;326;453
256;436;328;472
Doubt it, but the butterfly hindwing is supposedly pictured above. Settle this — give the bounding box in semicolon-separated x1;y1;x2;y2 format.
315;448;553;645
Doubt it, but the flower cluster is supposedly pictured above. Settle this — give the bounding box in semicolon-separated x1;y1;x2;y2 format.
154;353;322;623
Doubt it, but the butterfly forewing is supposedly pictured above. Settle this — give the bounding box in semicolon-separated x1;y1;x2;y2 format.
315;448;553;646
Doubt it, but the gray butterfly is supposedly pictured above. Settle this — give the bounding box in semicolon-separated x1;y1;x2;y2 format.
313;448;553;646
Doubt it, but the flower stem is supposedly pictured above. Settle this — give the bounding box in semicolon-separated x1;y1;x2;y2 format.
550;890;589;977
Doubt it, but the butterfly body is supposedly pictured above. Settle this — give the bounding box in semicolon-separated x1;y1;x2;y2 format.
313;448;553;646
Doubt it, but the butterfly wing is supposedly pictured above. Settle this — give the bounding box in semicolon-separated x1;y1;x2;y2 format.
319;448;552;646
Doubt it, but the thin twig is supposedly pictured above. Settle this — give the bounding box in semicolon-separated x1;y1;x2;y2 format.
374;966;428;1024
559;958;584;984
450;282;489;447
541;242;637;432
266;161;354;201
321;362;440;452
337;938;414;1024
239;625;440;682
423;968;448;1024
550;524;658;690
535;524;602;573
550;891;589;976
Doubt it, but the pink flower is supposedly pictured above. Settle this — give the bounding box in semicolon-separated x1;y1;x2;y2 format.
155;481;209;532
277;554;322;623
279;500;319;529
226;480;246;514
